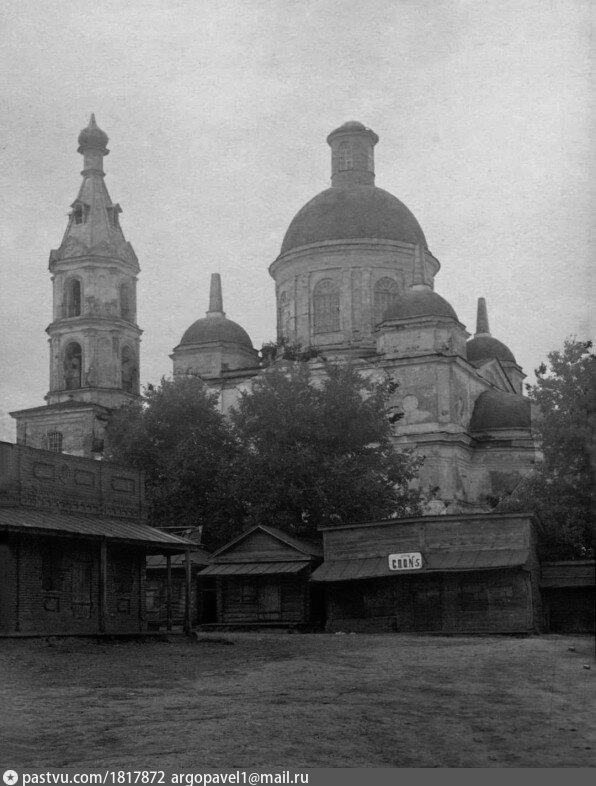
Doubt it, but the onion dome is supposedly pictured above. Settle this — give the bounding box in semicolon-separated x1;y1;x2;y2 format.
382;245;458;322
469;390;531;431
77;114;109;152
178;273;253;349
466;298;516;364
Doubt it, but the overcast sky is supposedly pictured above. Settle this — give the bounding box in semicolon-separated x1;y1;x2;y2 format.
1;0;594;441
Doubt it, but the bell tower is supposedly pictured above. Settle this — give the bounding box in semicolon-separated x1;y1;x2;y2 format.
11;116;142;457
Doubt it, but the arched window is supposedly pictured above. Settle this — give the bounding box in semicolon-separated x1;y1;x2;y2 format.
374;277;400;324
44;431;63;453
278;291;291;341
121;345;136;393
63;342;82;389
313;279;340;334
65;279;81;318
120;282;132;321
338;142;353;171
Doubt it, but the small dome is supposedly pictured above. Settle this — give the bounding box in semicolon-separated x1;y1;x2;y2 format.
179;315;253;349
467;335;516;365
78;114;109;150
382;288;458;323
330;120;366;133
280;186;427;255
469;390;531;432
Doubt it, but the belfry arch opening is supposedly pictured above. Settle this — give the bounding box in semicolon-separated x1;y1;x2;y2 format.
121;345;136;393
63;342;82;389
65;278;82;318
119;282;132;321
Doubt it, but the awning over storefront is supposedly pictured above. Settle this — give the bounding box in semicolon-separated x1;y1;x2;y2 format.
200;561;310;577
310;549;530;582
0;507;194;552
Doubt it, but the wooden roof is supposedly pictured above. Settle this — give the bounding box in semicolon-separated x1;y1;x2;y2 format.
311;549;530;582
200;562;310;576
0;507;195;553
209;524;322;562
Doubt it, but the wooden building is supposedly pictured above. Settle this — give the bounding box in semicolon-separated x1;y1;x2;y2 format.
0;442;194;635
311;513;543;634
540;561;595;633
198;525;323;629
146;549;210;629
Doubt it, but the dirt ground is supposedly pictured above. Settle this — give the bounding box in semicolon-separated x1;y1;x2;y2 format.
1;632;594;769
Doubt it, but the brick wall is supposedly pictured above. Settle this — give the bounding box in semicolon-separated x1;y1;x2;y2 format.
0;533;146;635
0;441;146;519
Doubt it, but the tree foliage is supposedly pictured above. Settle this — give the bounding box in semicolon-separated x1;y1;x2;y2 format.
230;361;422;536
105;375;242;549
106;364;422;547
497;338;596;559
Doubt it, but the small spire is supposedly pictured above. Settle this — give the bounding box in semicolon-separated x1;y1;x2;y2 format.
475;297;490;336
207;273;225;317
411;245;431;290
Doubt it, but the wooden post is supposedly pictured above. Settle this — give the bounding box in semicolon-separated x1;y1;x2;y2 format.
184;549;192;635
15;536;21;633
165;553;172;632
138;553;145;632
99;540;107;634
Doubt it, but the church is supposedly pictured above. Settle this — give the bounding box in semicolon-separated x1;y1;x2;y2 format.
8;118;594;635
12;116;539;513
12;116;539;514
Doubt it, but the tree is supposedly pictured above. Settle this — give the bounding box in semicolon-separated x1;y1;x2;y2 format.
497;338;596;559
229;360;422;536
105;375;242;550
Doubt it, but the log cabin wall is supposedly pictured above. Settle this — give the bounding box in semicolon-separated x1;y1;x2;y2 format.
199;525;323;627
220;574;309;625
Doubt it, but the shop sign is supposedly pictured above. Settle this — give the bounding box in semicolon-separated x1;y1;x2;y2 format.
388;552;423;571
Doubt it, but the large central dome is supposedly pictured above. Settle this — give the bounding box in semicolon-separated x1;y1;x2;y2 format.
280;185;427;255
269;121;438;354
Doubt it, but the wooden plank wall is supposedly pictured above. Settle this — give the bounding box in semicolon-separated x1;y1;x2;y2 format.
324;516;531;561
216;531;303;562
326;569;536;634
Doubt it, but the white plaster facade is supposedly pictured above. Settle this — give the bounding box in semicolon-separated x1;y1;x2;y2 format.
175;121;538;513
